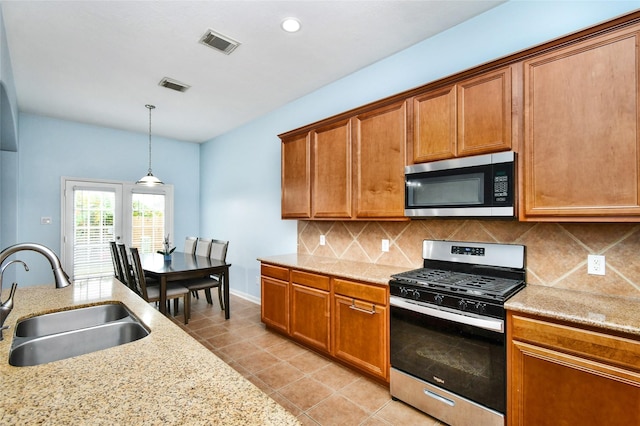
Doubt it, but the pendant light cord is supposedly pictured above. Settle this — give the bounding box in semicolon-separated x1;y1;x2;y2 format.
146;104;155;174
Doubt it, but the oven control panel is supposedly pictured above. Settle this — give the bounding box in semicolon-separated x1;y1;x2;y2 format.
391;282;505;319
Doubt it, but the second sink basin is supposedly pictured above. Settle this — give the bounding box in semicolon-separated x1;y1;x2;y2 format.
9;302;150;367
9;321;149;367
15;303;132;337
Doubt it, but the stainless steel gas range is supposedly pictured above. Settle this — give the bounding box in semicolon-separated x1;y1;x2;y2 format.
389;240;526;426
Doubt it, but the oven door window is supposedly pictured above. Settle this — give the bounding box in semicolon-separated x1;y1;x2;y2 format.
390;305;505;413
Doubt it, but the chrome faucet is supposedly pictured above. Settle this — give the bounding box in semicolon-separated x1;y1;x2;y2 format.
0;243;72;341
0;243;72;290
0;259;29;341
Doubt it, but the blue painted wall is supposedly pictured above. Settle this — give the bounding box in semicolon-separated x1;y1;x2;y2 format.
11;114;200;286
199;1;640;302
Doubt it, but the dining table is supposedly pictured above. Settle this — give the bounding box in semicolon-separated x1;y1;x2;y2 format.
141;251;231;319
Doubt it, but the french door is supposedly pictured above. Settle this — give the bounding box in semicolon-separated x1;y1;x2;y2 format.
62;178;173;280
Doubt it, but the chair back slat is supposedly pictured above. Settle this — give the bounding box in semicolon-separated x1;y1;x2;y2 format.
116;243;135;290
129;247;148;299
195;238;212;257
184;237;197;254
110;241;124;281
210;240;229;262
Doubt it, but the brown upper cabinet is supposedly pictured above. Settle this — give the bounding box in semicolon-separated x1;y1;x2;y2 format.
281;132;311;218
353;101;407;219
521;23;640;221
312;119;352;218
280;100;407;220
411;66;514;163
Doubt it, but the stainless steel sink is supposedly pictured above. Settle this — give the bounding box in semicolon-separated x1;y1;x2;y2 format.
15;303;132;337
9;303;150;367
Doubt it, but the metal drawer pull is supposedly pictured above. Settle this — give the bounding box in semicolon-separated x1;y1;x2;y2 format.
424;389;455;407
349;300;376;314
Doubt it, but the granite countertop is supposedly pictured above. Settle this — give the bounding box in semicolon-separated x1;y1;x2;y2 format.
0;279;299;425
260;254;640;338
505;284;640;338
257;253;409;285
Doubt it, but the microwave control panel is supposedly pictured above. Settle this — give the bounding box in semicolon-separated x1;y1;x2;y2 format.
492;162;514;205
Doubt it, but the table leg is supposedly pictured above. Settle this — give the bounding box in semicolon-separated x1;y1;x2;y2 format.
159;276;167;315
224;267;230;320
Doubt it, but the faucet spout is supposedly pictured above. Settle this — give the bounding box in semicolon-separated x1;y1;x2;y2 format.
0;243;72;289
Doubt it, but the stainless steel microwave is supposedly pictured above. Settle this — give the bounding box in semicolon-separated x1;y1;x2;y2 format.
404;151;516;218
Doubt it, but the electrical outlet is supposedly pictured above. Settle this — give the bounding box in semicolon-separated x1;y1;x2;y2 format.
320;235;326;246
587;255;605;276
381;239;390;252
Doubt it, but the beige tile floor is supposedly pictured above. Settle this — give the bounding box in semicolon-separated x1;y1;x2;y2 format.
170;293;443;426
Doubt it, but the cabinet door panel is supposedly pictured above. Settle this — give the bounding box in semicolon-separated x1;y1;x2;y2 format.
312;119;352;218
523;28;640;218
261;276;289;334
291;284;331;353
457;67;512;156
333;294;388;380
413;86;457;162
353;101;406;218
281;133;311;218
509;340;640;426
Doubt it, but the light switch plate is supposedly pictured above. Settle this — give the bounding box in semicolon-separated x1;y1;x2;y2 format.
381;239;390;252
320;235;326;246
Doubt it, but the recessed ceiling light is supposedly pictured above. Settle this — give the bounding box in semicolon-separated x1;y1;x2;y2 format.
281;17;301;33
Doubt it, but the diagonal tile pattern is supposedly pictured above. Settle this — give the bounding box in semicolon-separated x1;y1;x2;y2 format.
173;295;443;426
298;220;640;297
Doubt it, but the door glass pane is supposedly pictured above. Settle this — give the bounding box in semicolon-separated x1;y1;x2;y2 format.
132;193;166;254
73;189;115;279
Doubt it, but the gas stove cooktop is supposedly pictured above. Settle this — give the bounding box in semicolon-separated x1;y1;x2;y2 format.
389;240;526;317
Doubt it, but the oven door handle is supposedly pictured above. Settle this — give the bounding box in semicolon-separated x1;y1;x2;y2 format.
390;296;504;333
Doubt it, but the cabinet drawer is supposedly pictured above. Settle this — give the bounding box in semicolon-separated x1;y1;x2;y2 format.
333;278;387;305
511;314;640;372
261;264;289;281
291;270;330;291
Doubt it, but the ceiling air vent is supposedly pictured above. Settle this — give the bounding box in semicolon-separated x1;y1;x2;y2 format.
159;77;190;93
199;29;240;55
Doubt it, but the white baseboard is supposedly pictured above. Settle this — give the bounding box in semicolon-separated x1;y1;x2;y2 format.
229;289;260;305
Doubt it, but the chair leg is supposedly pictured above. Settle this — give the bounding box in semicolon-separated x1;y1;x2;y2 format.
184;293;190;324
174;298;179;316
217;286;225;311
192;290;199;299
204;288;213;304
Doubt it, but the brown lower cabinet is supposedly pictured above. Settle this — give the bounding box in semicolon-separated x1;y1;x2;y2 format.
507;311;640;425
261;262;390;383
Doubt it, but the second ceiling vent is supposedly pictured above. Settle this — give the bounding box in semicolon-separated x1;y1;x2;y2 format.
199;29;241;55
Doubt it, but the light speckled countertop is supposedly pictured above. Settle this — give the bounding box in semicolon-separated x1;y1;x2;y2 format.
257;253;409;285
506;284;640;337
0;279;299;425
260;254;640;338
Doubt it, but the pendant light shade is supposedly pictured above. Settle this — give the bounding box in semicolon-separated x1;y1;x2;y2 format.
136;104;164;185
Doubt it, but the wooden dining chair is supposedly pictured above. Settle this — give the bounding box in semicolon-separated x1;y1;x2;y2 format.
195;238;212;257
184;236;198;254
116;242;136;291
110;241;125;282
184;240;228;310
130;247;190;324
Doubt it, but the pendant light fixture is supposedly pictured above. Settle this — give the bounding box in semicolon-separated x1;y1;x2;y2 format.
136;104;164;186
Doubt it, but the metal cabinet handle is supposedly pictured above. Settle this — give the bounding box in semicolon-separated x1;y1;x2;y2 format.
349;299;376;315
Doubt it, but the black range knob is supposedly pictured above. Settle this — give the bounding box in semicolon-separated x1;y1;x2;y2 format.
434;294;444;305
458;299;468;310
475;302;486;314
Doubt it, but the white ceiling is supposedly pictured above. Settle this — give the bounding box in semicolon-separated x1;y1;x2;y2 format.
1;1;504;143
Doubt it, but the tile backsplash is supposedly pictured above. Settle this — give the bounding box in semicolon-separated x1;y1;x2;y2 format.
298;220;640;298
